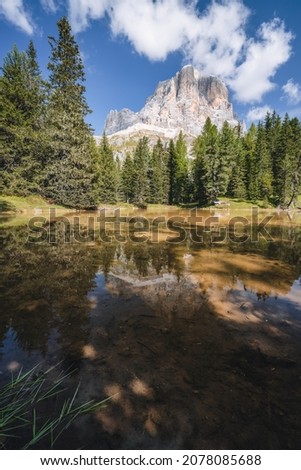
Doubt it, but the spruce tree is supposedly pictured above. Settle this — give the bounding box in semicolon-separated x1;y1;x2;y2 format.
218;122;236;195
276;116;301;207
149;139;169;204
115;156;123;202
96;134;117;204
0;43;45;194
23;40;47;191
265;111;282;202
121;153;135;203
0;45;29;193
193;135;207;205
242;123;257;198
43;16;96;208
168;139;177;205
227;136;247;199
193;118;220;205
132;137;150;206
285;118;301;207
174;131;189;204
249;123;272;201
26;40;46;121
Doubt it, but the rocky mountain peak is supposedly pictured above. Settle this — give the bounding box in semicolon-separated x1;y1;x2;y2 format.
103;65;239;144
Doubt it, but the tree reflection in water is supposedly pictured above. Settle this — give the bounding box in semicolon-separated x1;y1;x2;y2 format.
0;216;301;449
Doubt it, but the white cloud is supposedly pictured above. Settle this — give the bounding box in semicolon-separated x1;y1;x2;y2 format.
184;0;249;77
109;0;198;61
40;0;57;13
229;19;293;103
0;0;35;34
282;79;301;104
68;0;109;34
66;0;293;103
247;105;272;121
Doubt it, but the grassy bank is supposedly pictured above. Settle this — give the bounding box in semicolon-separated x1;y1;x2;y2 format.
1;194;300;217
207;197;275;209
0;195;72;228
218;196;301;210
0;195;68;214
182;198;275;210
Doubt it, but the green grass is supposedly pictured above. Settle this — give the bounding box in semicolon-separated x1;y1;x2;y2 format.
141;203;179;211
0;364;110;449
0;195;67;213
213;197;274;209
182;198;279;210
220;196;301;210
97;203;180;212
183;197;274;210
2;193;299;217
0;195;71;227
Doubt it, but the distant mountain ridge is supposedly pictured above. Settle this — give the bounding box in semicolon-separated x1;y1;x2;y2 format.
102;65;240;144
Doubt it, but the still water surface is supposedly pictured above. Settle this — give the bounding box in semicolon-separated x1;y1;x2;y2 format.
0;207;301;449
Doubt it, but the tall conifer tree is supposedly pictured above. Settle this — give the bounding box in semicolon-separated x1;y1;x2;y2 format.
227;136;247;198
96;134;117;204
277;116;301;207
193;118;220;205
174;132;189;203
249;123;272;201
218;122;236;195
132;137;150;206
43;17;96;208
0;42;45;194
122;153;135;203
168;139;177;205
149;139;169;204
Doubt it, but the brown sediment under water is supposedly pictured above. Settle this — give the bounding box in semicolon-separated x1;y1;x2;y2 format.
0;207;301;449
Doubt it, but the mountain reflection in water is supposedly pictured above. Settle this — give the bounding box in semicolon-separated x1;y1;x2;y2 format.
0;208;301;449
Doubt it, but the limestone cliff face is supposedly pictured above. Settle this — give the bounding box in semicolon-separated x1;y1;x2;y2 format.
104;109;139;135
103;65;239;140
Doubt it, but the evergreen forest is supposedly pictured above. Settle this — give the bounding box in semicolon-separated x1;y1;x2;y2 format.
1;17;301;210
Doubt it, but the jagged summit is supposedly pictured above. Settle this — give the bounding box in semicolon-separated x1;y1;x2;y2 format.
103;65;239;139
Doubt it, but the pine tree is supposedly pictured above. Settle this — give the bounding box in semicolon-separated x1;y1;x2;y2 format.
249;123;272;201
168;139;177;205
26;40;46;122
96;134;117;204
227;136;247;198
0;45;29;193
115;156;123;202
193;135;206;205
149;139;169;204
264;111;282;202
174;131;189;204
185;158;195;203
285;117;301;207
218;122;237;195
193;118;220;205
0;42;45;194
132;137;150;206
43;17;96;209
276;116;301;207
242;123;257;198
121;153;135;203
22;40;47;191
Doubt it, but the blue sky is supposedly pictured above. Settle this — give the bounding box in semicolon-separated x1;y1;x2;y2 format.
1;0;301;134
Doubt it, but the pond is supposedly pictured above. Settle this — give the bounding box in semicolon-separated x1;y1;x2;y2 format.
0;207;301;449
